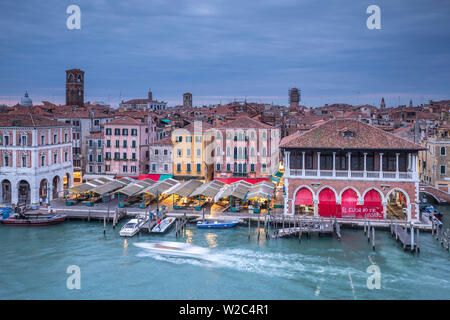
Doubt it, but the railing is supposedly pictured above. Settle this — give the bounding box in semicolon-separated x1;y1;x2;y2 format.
287;168;416;181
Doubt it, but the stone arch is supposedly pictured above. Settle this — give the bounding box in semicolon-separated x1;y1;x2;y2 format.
64;173;71;190
317;186;338;217
17;180;31;205
291;185;315;215
1;179;11;204
39;179;49;203
339;186;362;203
362;187;385;204
317;185;339;202
52;175;61;198
386;187;410;220
386;187;410;205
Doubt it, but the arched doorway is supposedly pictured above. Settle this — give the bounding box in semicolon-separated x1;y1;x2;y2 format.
318;187;337;217
63;173;70;190
2;179;11;204
387;189;408;220
294;187;313;215
18;180;30;205
52;176;60;199
39;179;48;204
341;188;358;218
364;189;382;207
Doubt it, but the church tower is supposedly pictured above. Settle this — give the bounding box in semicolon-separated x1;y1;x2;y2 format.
66;69;85;106
380;97;386;109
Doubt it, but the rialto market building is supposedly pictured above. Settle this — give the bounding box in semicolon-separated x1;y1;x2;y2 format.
279;119;424;221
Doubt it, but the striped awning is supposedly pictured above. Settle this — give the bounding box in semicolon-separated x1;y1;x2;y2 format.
167;180;203;198
214;180;252;202
138;178;179;196
190;180;225;198
247;181;276;200
115;179;156;197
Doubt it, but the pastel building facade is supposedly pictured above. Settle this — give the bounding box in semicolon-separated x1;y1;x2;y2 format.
149;137;173;175
0;115;73;206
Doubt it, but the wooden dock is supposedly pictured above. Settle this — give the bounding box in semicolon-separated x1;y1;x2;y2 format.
271;217;340;239
390;220;420;253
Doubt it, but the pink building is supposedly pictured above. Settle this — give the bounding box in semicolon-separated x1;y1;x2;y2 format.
213;116;280;180
104;116;150;177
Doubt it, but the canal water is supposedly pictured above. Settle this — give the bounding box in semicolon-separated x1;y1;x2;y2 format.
0;205;449;300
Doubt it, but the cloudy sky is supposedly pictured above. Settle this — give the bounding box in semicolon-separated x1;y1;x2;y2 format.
0;0;449;107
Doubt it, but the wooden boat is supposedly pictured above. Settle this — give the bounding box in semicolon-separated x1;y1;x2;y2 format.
197;220;239;229
0;213;66;226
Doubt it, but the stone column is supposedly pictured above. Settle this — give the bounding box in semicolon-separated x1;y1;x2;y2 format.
313;199;319;217
332;152;336;177
379;153;383;178
395;153;400;179
347;152;351;177
302;151;305;176
382;201;388;220
317;152;321;176
11;181;18;206
363;152;367;178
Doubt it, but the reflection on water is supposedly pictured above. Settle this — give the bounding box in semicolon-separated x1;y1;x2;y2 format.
0;206;449;299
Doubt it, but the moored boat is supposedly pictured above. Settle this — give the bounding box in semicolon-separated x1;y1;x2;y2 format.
0;213;66;226
151;217;176;233
197;220;239;228
119;214;150;237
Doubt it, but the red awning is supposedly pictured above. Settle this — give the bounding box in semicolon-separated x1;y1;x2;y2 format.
341;189;358;206
364;189;382;206
137;174;161;181
215;178;269;184
295;188;313;205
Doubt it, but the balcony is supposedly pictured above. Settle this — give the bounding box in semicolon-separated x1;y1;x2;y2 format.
287;169;416;181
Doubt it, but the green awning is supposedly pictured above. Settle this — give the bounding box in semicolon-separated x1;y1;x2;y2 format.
158;174;173;181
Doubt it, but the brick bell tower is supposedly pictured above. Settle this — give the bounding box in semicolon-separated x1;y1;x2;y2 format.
66;69;85;106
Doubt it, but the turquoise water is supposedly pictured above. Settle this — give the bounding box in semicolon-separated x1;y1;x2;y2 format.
0;205;449;300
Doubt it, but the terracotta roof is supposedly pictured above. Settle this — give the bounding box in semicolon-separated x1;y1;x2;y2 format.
107;116;144;126
182;121;213;132
0;113;70;128
86;132;104;138
149;137;173;146
280;119;424;150
216;116;272;129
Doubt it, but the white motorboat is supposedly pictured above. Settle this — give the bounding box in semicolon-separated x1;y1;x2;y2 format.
151;217;176;233
133;241;211;259
119;214;149;237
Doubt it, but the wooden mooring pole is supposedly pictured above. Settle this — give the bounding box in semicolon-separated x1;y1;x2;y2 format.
248;217;251;240
371;226;375;251
103;214;106;235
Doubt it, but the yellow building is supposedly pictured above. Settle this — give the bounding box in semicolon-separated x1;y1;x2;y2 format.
171;121;214;181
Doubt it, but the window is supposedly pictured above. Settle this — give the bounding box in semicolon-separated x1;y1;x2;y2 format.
196;149;201;157
114;152;120;159
262;131;267;140
21;155;27;167
64;133;68;142
89;140;93;147
177;163;181;172
164;164;168;172
441;165;446;175
41;155;45;166
216;131;221;139
251;131;255;140
177;149;182;157
155;149;159;155
262;163;267;173
54;153;58;164
106;128;112;135
64;151;69;162
53;134;57;144
114;129;121;136
187;148;191;156
164;149;168;156
216;147;221;156
196;163;201;173
115;140;119;148
227;163;231;171
98;166;102;173
123;152;127;159
4;155;9;166
441;147;446;156
131;166;136;173
262;147;266;157
97;140;102;148
97;155;102;162
40;135;45;145
251;147;255;157
106;140;111;147
123;140;127;148
105;165;110;172
195;136;202;143
227;147;230;156
89;166;93;173
250;163;255;172
122;129;128;136
132;140;136;148
132;153;136;160
152;164;156;172
131;129;137;136
186;136;192;143
123;165;128;172
175;136;182;142
216;163;221;171
187;163;191;172
21;135;27;146
106;152;111;159
89;154;93;162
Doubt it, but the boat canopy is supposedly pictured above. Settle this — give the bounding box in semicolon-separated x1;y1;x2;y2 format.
190;180;225;198
115;179;156;197
167;180;203;198
214;180;252;202
138;178;179;196
247;181;276;200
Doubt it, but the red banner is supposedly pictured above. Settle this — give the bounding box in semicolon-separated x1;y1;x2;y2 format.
341;205;384;219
